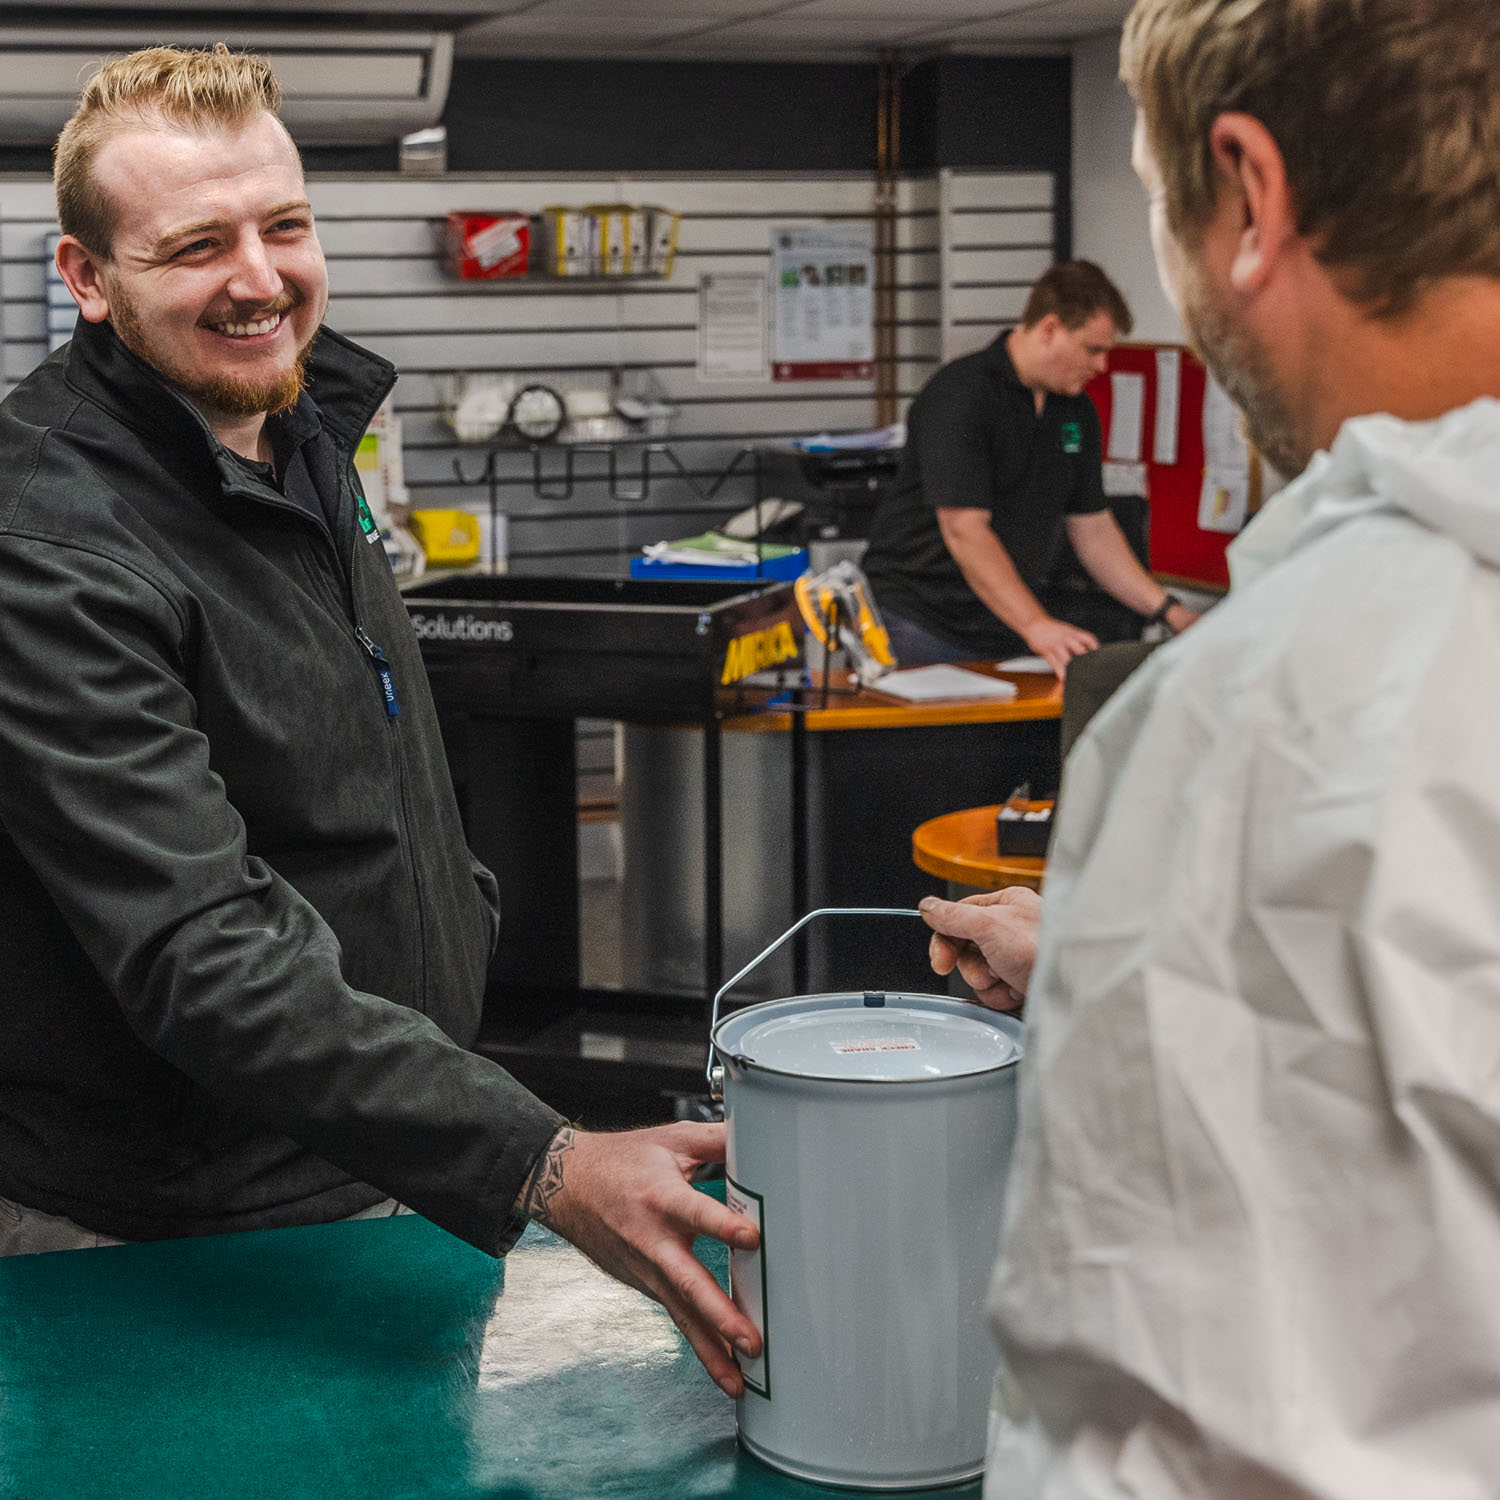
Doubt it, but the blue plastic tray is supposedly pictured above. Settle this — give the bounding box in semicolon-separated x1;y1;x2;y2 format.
630;550;808;582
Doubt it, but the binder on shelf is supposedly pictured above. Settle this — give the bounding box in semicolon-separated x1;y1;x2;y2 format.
587;203;633;275
645;206;681;276
535;206;594;276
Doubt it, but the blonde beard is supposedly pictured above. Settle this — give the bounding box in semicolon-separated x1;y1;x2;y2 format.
109;292;316;420
1179;261;1306;479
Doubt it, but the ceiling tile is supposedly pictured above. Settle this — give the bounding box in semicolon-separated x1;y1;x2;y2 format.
891;0;1133;44
462;16;692;40
785;0;1009;16
665;18;923;43
8;0;1133;60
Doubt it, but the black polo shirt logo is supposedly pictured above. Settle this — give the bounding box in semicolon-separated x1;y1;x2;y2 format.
1061;421;1082;455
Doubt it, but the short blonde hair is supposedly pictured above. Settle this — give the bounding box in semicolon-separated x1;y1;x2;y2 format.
1121;0;1500;314
55;43;285;258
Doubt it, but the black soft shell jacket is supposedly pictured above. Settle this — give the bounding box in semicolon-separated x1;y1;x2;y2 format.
0;318;562;1251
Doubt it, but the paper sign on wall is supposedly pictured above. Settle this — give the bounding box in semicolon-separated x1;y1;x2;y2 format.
1154;348;1181;464
698;273;769;381
1197;374;1252;533
771;224;875;381
1103;461;1149;497
1107;371;1145;462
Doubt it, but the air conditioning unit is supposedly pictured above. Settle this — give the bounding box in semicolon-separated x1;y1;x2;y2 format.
0;27;454;146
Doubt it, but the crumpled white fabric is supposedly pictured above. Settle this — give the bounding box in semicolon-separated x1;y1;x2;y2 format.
986;398;1500;1500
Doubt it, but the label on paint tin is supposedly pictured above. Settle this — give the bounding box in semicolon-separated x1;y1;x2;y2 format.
829;1036;920;1054
726;1178;769;1399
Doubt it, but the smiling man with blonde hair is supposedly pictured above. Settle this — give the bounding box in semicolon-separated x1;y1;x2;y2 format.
917;1;1500;1494
51;45;324;456
0;43;761;1399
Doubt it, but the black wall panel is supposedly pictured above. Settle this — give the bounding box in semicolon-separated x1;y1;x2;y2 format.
440;55;1071;179
443;59;881;174
0;53;1072;185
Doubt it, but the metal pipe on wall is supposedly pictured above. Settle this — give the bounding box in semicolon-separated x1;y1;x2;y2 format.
938;165;956;366
874;49;901;428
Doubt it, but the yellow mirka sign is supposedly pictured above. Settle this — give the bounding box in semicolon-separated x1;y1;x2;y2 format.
721;621;799;686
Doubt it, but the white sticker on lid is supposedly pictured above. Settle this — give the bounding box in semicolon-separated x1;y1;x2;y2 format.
830;1036;920;1054
725;1178;769;1398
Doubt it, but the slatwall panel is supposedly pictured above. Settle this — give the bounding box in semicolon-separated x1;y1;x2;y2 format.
0;168;1054;824
1;169;1056;572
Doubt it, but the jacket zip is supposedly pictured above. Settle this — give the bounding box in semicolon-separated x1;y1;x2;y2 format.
230;473;394;719
356;607;427;1007
344;471;427;1009
235;460;427;1005
354;624;400;718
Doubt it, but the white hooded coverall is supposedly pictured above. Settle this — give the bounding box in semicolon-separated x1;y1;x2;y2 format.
987;399;1500;1500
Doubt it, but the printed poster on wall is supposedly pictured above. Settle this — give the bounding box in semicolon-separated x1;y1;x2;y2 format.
1197;373;1252;533
771;224;875;381
697;273;769;381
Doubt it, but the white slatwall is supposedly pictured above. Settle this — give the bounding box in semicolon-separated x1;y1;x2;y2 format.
1;168;1055;572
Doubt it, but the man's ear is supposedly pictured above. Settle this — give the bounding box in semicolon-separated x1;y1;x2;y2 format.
1207;112;1296;295
1033;311;1062;344
54;236;112;324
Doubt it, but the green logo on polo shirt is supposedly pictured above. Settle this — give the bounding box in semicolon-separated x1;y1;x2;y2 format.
1061;421;1082;454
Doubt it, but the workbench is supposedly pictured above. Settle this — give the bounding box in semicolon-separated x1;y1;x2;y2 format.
402;573;802;1113
404;572;1060;1113
0;1201;982;1500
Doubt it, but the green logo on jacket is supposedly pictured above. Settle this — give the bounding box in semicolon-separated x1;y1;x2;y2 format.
1061;421;1082;455
354;487;382;543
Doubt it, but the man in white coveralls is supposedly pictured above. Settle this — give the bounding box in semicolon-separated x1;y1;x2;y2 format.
918;0;1500;1494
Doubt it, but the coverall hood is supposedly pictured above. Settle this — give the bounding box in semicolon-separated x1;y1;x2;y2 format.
985;392;1500;1499
1231;397;1500;586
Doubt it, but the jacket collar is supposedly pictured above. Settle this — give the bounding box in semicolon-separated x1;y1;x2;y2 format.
61;315;397;467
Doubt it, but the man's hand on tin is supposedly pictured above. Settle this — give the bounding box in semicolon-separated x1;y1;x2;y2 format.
518;1121;762;1396
919;887;1042;1012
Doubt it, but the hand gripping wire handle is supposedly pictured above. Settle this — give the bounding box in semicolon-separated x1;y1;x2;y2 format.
707;906;922;1095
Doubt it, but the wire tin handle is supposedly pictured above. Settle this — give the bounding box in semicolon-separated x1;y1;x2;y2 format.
706;906;922;1092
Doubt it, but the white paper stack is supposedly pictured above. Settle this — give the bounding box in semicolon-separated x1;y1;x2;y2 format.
875;666;1019;702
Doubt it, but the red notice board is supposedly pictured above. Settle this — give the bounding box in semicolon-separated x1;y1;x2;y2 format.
1085;343;1233;590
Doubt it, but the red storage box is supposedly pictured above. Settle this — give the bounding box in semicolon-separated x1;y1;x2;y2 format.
443;212;530;279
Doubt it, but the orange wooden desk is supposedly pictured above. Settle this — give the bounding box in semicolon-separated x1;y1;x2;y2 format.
728;663;1062;734
912;804;1047;892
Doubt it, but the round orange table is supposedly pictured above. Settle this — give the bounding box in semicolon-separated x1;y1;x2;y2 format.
912;804;1047;892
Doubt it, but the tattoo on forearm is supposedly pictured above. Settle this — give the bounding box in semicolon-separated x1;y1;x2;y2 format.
520;1126;575;1228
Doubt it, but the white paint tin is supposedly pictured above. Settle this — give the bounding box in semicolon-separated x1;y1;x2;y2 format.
710;912;1023;1491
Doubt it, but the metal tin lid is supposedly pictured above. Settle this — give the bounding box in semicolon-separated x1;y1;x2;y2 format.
714;992;1021;1083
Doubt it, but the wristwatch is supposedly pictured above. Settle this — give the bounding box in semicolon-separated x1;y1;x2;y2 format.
1148;592;1183;631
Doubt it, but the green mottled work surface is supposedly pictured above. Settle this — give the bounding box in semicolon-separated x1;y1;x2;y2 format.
0;1198;981;1500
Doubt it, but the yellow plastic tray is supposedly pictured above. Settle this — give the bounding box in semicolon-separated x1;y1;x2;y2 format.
408;508;480;565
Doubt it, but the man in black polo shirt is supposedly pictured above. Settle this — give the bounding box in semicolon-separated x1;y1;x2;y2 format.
862;261;1198;674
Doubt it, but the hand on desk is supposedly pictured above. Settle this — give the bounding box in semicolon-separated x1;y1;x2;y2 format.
517;1121;762;1397
1020;616;1099;678
919;887;1042;1012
